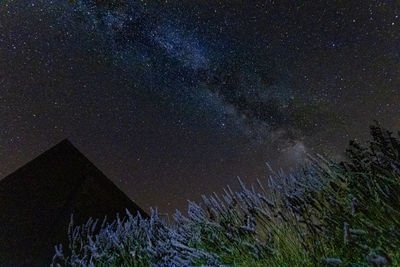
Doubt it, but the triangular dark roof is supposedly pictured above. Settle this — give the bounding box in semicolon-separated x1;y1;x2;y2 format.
0;139;147;266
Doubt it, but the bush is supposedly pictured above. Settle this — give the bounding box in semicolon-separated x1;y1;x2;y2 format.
53;124;400;266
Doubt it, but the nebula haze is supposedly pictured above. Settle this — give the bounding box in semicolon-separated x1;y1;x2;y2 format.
1;0;399;212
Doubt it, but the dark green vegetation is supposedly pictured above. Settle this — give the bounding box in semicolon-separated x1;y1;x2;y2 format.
53;124;400;266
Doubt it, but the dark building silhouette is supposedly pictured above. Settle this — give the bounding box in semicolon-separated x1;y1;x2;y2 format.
0;140;147;266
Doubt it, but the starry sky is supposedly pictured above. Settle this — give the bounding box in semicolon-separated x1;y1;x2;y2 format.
1;0;400;213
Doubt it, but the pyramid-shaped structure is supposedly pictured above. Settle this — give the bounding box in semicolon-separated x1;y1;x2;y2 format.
0;139;147;266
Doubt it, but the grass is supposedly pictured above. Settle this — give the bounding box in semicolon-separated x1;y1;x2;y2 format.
52;123;400;266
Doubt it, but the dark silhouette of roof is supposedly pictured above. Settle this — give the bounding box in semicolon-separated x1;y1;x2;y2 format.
0;139;148;266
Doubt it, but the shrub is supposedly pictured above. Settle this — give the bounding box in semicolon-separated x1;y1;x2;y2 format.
53;124;400;266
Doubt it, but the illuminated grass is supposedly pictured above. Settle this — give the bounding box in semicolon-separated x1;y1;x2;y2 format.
53;124;400;266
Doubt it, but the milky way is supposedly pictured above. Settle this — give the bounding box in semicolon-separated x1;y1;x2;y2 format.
1;0;400;213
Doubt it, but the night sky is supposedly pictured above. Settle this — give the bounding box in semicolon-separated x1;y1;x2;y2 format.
1;0;399;213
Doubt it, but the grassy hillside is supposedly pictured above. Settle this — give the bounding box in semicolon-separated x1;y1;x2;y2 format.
52;124;400;266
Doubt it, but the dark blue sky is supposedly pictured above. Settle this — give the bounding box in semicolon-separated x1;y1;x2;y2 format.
1;0;399;212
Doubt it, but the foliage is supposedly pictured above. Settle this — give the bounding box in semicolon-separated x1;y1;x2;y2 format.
52;123;400;266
